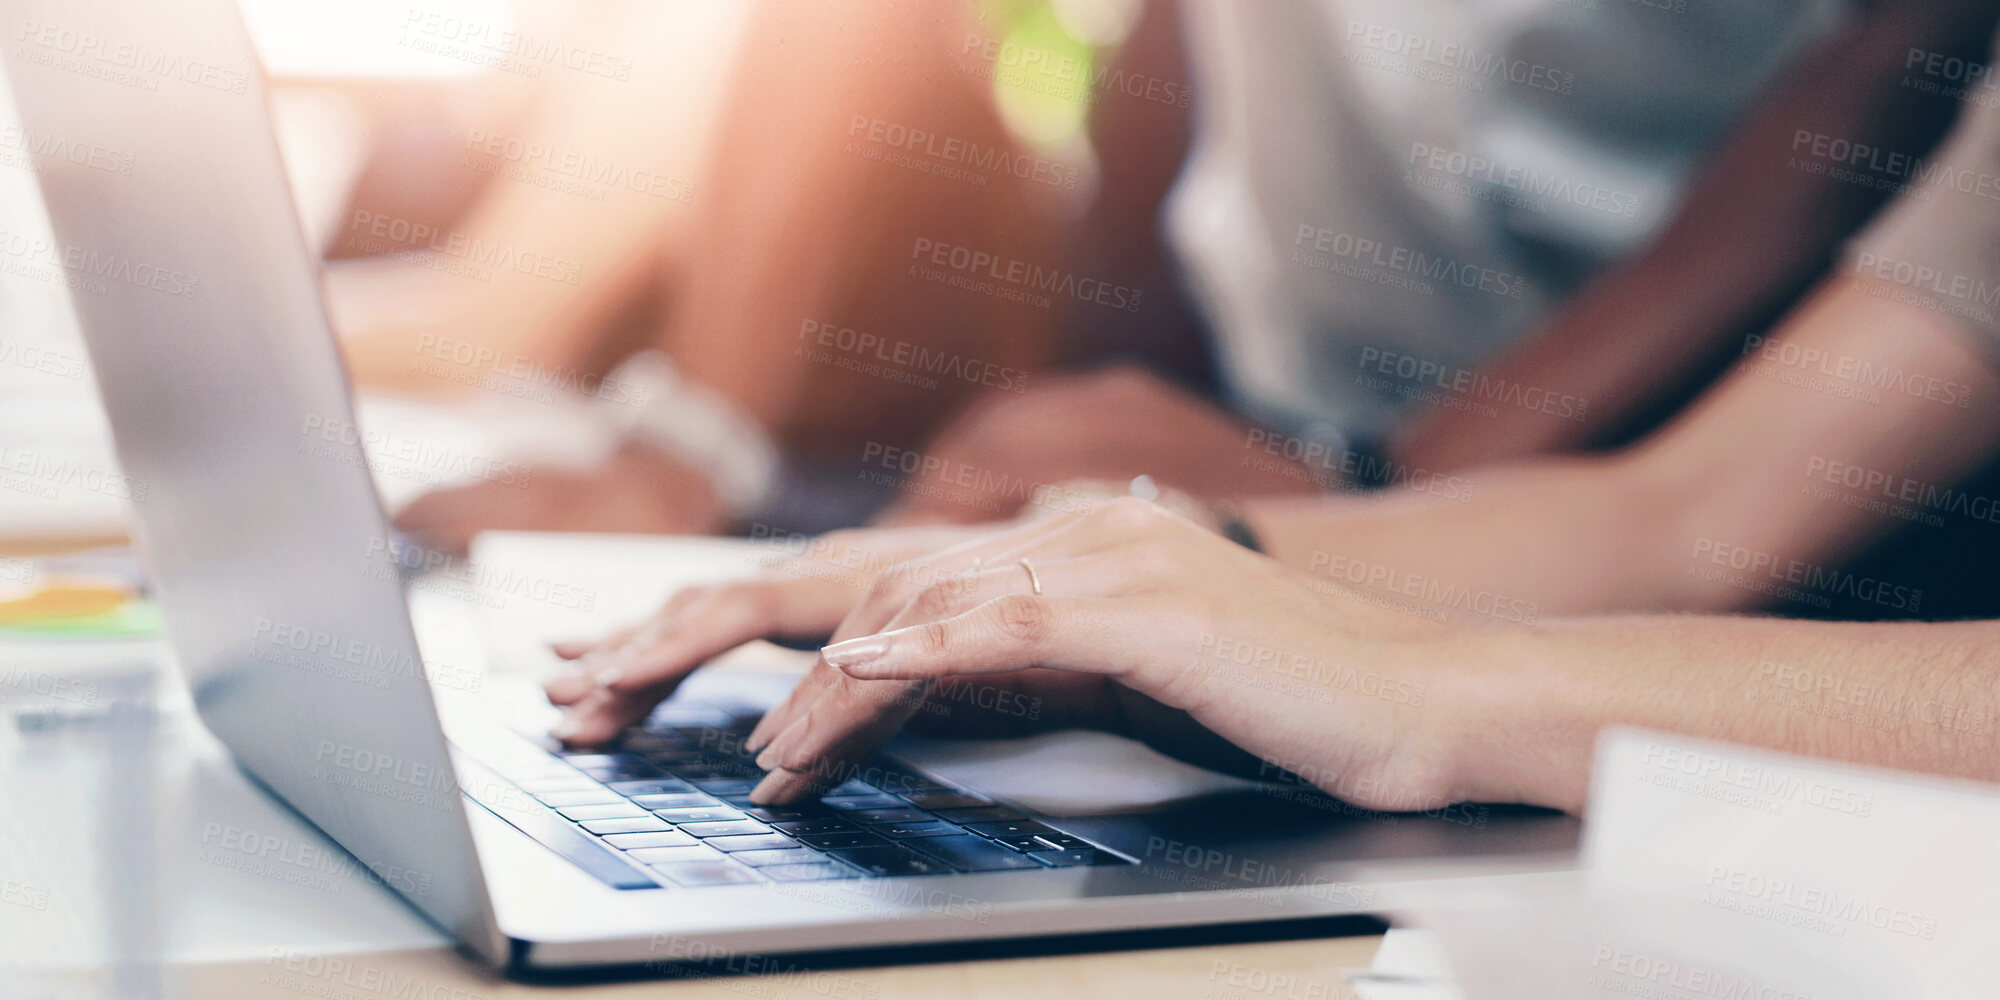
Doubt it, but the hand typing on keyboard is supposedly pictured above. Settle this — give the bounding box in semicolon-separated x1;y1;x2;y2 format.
545;497;1475;813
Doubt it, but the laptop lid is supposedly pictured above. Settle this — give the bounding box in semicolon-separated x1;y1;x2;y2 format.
1;0;503;958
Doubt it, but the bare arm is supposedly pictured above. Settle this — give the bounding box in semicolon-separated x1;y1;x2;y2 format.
1243;275;2000;616
1392;0;2000;471
1452;613;2000;812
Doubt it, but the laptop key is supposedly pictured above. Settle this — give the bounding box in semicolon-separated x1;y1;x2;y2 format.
772;817;858;836
630;793;722;811
1029;833;1091;851
759;863;857;882
1028;849;1123;867
901;791;993;810
687;777;762;795
607;779;695;797
822;844;953;877
906;835;1044;872
655;862;763;887
654;807;749;825
677;820;773;839
580;816;673;835
845;807;934;826
743;805;829;822
556;803;648;822
820;794;906;811
628;845;725;866
931;806;1025;823
873;821;957;839
796;830;887;850
705;834;797;853
730;848;822;867
535;789;627;808
601;831;698;850
963;820;1057;840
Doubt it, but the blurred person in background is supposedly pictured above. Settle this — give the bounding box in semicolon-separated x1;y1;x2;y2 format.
328;0;1991;555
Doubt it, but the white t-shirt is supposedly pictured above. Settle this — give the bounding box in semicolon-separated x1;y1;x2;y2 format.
1166;0;1852;450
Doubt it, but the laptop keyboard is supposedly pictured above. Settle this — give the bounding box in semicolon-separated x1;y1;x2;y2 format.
468;705;1127;889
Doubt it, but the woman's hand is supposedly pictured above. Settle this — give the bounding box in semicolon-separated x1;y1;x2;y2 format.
744;497;1483;812
543;522;1001;743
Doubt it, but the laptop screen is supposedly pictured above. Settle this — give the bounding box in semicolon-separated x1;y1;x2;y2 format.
1;0;498;952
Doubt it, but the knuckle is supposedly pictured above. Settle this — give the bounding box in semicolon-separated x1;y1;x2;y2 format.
991;594;1052;644
1099;494;1163;529
907;580;965;622
916;621;954;658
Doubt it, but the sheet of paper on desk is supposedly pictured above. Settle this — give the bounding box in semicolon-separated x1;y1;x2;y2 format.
1387;727;2000;999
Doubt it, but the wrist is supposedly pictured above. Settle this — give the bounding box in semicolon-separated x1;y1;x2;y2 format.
1433;620;1599;812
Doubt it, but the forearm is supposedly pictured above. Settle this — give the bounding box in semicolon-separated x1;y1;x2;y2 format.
1448;614;2000;813
1392;0;2000;470
1247;277;2000;617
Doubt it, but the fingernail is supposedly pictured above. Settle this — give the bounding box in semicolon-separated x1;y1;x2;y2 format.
550;715;581;740
593;668;623;688
755;716;808;771
820;636;888;668
749;771;789;805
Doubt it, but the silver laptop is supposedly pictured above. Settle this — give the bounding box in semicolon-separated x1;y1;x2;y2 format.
2;0;1576;973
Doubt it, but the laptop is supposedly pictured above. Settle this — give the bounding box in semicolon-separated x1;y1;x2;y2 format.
1;0;1577;974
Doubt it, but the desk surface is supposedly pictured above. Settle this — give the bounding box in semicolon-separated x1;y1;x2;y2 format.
38;934;1387;999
